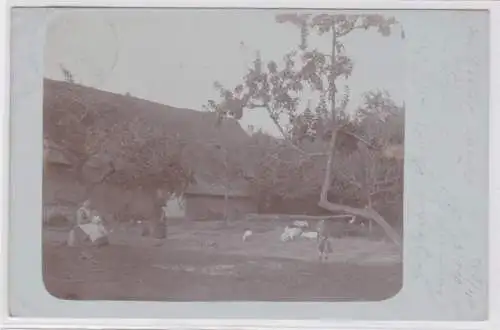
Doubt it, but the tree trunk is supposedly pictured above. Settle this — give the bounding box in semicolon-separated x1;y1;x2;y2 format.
318;128;401;246
250;19;402;246
320;127;339;199
318;199;401;246
316;22;402;247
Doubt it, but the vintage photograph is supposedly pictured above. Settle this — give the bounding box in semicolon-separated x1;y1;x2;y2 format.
42;9;405;302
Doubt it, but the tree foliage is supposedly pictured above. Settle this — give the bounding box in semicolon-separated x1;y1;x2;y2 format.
205;12;405;244
205;13;404;136
44;82;195;198
340;92;404;209
246;92;404;221
98;119;195;196
246;131;324;209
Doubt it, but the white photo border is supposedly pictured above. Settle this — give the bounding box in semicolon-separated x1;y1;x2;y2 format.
1;1;499;330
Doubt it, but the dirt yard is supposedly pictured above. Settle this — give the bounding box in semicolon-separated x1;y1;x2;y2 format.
43;219;402;301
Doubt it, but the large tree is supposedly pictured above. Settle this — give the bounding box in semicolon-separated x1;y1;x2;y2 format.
337;91;405;228
205;12;405;245
244;90;404;221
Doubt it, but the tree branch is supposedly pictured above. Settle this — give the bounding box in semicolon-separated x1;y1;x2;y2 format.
318;198;401;246
340;129;378;149
307;152;329;157
336;24;367;38
369;186;395;197
315;17;402;247
253;102;320;160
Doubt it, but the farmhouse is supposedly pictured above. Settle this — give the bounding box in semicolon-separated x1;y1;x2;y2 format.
182;175;255;220
43;78;255;222
162;172;256;220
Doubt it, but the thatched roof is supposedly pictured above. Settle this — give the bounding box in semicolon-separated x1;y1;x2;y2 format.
43;79;252;189
43;79;250;149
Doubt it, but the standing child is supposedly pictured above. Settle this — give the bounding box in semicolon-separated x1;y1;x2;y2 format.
316;219;333;262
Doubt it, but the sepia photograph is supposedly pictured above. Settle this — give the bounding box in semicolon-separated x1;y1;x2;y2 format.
41;8;406;302
2;0;493;324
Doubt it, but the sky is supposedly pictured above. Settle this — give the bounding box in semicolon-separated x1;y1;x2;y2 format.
44;9;409;136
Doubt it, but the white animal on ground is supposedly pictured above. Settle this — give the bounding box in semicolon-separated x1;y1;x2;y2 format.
293;220;309;228
242;229;253;241
289;227;303;239
280;226;303;242
301;231;318;239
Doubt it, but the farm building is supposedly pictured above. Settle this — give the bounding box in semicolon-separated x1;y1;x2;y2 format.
43;78;255;223
164;175;256;220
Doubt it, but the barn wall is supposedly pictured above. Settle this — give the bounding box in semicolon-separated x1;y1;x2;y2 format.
184;195;256;220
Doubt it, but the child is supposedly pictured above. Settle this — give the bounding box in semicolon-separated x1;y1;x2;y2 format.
318;235;333;262
316;219;333;262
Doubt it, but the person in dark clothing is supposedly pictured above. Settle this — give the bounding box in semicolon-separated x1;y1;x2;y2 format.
316;219;333;262
150;189;168;239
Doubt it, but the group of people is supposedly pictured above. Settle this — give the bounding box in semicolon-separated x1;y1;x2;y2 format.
72;189;170;243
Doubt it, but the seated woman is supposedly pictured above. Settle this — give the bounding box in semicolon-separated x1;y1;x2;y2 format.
68;199;109;247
